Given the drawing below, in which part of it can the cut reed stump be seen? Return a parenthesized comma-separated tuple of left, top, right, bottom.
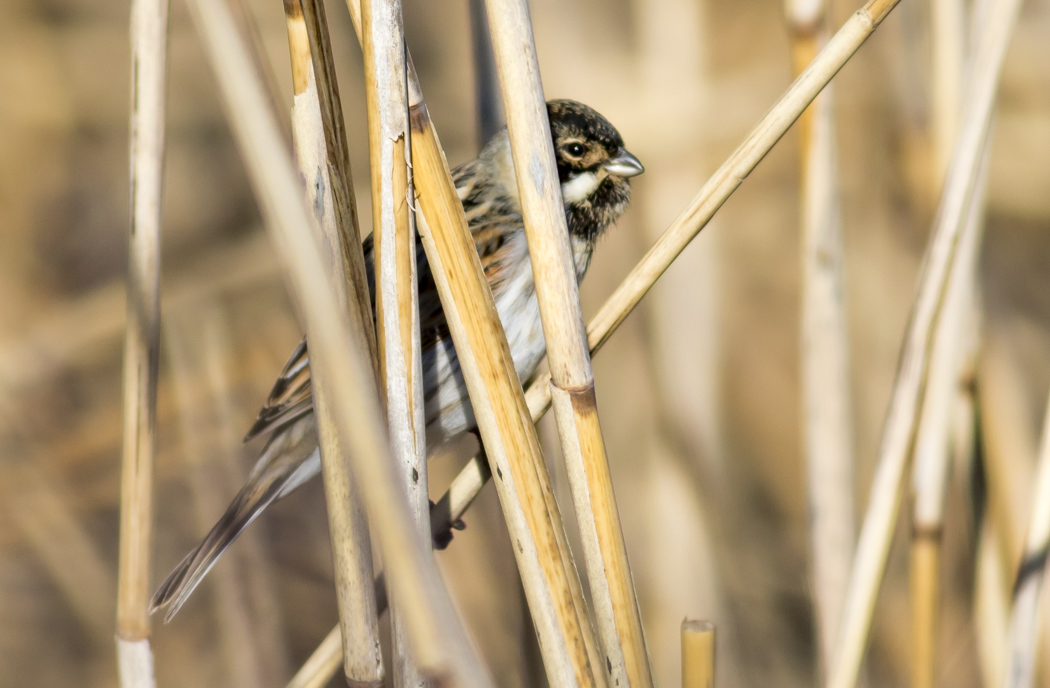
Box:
(681, 620, 715, 688)
(117, 0, 168, 682)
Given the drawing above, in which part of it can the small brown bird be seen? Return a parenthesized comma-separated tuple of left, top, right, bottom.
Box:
(151, 99, 643, 620)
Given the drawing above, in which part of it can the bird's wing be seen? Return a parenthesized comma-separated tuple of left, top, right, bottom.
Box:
(242, 337, 313, 442)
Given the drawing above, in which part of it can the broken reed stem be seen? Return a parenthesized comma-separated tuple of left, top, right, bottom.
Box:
(291, 0, 915, 682)
(483, 1, 652, 686)
(184, 0, 494, 683)
(1002, 391, 1050, 688)
(785, 0, 854, 676)
(826, 0, 1023, 685)
(681, 620, 715, 688)
(117, 0, 168, 682)
(284, 0, 384, 683)
(468, 0, 503, 148)
(359, 0, 430, 685)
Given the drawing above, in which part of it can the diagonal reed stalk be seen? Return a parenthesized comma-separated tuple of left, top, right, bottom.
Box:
(680, 620, 715, 688)
(1001, 388, 1050, 688)
(826, 0, 1023, 684)
(117, 0, 168, 683)
(183, 0, 495, 683)
(785, 0, 855, 677)
(283, 0, 384, 683)
(290, 0, 914, 682)
(483, 2, 653, 686)
(358, 0, 430, 684)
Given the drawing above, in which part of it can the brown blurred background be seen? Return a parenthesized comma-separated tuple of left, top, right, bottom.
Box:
(2, 0, 1050, 685)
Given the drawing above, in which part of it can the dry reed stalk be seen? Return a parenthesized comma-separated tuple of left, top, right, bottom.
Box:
(909, 0, 971, 683)
(117, 0, 167, 681)
(227, 0, 291, 144)
(785, 0, 854, 676)
(483, 2, 652, 686)
(1002, 392, 1050, 688)
(184, 0, 494, 683)
(977, 522, 1012, 688)
(826, 0, 1023, 684)
(908, 143, 988, 688)
(284, 0, 384, 682)
(680, 620, 715, 688)
(358, 0, 429, 684)
(468, 0, 503, 148)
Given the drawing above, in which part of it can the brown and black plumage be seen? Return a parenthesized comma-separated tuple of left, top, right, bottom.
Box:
(150, 99, 643, 621)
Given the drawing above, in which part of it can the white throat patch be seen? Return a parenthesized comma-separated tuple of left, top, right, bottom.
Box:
(560, 171, 600, 204)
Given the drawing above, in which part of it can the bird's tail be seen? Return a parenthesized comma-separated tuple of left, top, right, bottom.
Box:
(150, 421, 320, 622)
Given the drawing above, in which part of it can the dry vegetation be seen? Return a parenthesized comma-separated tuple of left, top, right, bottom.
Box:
(2, 0, 1050, 686)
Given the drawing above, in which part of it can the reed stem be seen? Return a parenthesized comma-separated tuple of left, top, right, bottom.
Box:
(482, 2, 653, 687)
(359, 0, 429, 684)
(284, 0, 384, 682)
(117, 0, 168, 681)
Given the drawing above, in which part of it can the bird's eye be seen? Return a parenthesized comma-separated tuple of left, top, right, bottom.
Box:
(564, 142, 586, 158)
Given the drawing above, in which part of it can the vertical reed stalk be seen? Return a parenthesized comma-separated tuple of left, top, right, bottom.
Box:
(359, 0, 429, 684)
(786, 0, 855, 676)
(117, 0, 168, 682)
(483, 2, 653, 687)
(908, 1, 970, 684)
(827, 0, 1022, 684)
(468, 0, 503, 148)
(284, 0, 384, 682)
(1002, 392, 1050, 688)
(184, 0, 493, 683)
(681, 620, 715, 688)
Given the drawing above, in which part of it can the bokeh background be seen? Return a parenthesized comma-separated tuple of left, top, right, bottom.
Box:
(2, 0, 1050, 685)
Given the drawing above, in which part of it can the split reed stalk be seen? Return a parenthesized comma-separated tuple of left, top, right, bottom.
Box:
(483, 2, 652, 687)
(826, 0, 1023, 685)
(681, 620, 715, 688)
(1002, 392, 1050, 688)
(359, 0, 430, 684)
(785, 0, 854, 676)
(284, 0, 384, 682)
(183, 0, 494, 683)
(117, 0, 168, 682)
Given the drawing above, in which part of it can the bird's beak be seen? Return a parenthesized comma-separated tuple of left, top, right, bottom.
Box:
(602, 149, 645, 178)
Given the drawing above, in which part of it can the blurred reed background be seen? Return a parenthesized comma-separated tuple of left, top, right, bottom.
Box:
(1, 0, 1049, 685)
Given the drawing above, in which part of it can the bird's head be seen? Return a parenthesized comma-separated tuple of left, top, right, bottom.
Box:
(546, 99, 643, 243)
